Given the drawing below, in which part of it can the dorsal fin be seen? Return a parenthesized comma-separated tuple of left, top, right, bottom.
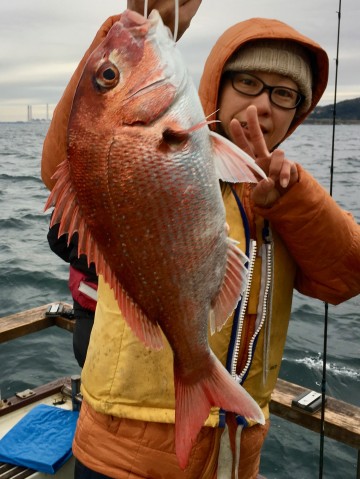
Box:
(44, 162, 164, 350)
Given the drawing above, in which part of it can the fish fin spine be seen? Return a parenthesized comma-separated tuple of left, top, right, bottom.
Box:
(44, 159, 102, 282)
(45, 161, 84, 243)
(114, 282, 164, 351)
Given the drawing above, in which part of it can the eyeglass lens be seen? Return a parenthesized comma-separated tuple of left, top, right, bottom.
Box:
(230, 72, 302, 109)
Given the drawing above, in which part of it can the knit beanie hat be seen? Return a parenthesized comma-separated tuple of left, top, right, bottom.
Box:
(224, 40, 313, 115)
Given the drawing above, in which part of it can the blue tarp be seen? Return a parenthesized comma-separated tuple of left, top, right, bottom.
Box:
(0, 404, 79, 474)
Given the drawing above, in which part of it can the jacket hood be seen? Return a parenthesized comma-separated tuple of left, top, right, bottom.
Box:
(198, 18, 329, 143)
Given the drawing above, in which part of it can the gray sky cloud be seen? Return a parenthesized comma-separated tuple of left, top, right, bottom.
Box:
(1, 0, 359, 121)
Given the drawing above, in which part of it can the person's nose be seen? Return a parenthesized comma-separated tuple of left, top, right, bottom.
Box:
(252, 90, 272, 115)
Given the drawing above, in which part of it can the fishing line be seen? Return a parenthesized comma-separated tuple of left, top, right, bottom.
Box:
(319, 1, 341, 477)
(143, 0, 148, 18)
(143, 0, 179, 41)
(173, 0, 179, 41)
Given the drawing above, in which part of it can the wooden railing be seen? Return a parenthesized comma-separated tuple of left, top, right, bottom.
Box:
(1, 304, 359, 477)
(0, 303, 74, 343)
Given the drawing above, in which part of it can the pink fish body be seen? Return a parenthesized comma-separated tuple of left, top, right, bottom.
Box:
(45, 9, 265, 469)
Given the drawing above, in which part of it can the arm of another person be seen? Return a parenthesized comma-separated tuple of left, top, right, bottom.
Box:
(41, 0, 202, 190)
(47, 221, 71, 263)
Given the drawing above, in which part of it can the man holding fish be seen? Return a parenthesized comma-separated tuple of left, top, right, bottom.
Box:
(42, 1, 360, 477)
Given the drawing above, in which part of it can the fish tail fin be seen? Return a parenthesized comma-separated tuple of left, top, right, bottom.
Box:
(174, 353, 264, 470)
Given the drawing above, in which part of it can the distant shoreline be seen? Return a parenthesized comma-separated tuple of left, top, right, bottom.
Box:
(304, 119, 360, 125)
(0, 120, 51, 124)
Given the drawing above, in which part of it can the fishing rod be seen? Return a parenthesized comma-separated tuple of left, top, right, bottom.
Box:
(319, 1, 342, 477)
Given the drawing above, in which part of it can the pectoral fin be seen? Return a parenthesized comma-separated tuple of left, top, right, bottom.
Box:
(210, 131, 267, 183)
(209, 237, 248, 334)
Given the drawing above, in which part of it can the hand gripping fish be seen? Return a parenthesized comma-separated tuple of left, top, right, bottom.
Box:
(45, 9, 266, 469)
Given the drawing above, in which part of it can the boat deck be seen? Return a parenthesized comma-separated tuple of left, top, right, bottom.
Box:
(1, 304, 359, 477)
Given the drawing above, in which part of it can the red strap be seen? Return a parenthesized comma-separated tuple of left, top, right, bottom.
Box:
(68, 265, 97, 312)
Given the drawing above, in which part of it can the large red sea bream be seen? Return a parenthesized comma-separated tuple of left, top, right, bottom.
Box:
(45, 9, 266, 469)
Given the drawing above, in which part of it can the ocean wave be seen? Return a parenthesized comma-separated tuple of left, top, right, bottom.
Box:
(0, 173, 42, 183)
(290, 354, 360, 380)
(0, 217, 27, 229)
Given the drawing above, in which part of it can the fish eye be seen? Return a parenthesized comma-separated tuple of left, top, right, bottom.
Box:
(95, 62, 120, 91)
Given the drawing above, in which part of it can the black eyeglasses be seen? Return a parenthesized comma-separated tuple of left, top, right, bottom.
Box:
(226, 71, 304, 110)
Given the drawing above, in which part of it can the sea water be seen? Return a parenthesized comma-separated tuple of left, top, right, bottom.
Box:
(0, 122, 359, 478)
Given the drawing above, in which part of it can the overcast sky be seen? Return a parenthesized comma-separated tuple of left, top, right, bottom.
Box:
(1, 0, 359, 121)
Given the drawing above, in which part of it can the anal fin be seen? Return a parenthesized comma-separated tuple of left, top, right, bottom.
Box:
(113, 281, 164, 350)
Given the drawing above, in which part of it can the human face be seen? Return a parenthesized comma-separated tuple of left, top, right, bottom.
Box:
(217, 71, 298, 151)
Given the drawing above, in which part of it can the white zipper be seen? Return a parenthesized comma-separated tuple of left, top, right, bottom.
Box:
(236, 240, 274, 384)
(230, 239, 257, 380)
